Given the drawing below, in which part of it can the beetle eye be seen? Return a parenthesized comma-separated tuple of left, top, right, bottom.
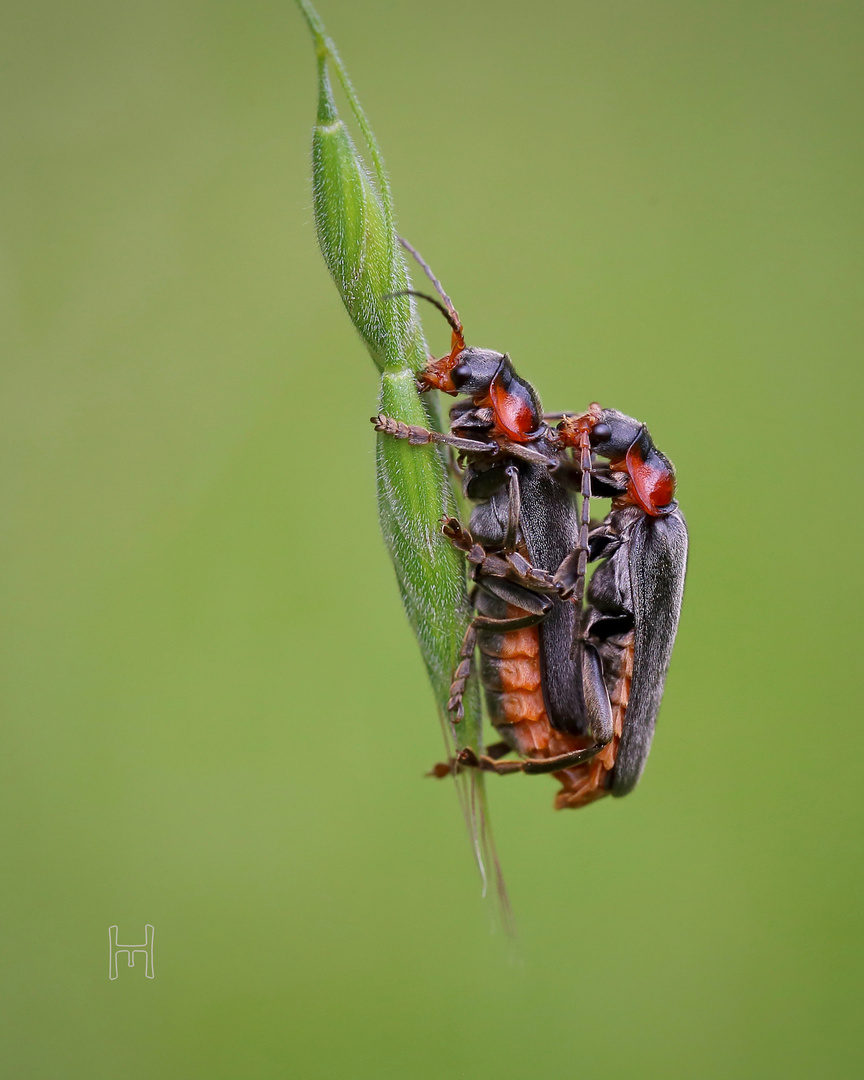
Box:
(590, 422, 612, 444)
(451, 361, 472, 388)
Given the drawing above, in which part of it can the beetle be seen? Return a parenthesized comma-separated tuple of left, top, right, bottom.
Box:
(521, 407, 691, 806)
(442, 405, 688, 808)
(373, 241, 618, 806)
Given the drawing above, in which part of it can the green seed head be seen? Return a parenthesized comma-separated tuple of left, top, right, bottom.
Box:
(312, 59, 411, 372)
(298, 0, 483, 759)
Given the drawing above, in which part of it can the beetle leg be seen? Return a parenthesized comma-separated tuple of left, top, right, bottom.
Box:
(555, 522, 621, 596)
(427, 760, 457, 778)
(578, 640, 615, 746)
(500, 441, 555, 466)
(502, 465, 520, 550)
(470, 572, 554, 627)
(559, 525, 625, 662)
(457, 740, 609, 775)
(548, 431, 595, 610)
(553, 547, 585, 599)
(446, 621, 478, 721)
(549, 459, 628, 499)
(454, 748, 520, 774)
(371, 414, 497, 455)
(446, 573, 555, 723)
(454, 638, 614, 774)
(442, 518, 563, 594)
(427, 739, 513, 778)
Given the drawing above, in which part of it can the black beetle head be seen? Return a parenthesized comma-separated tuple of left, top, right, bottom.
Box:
(561, 407, 677, 515)
(449, 348, 507, 396)
(588, 409, 649, 460)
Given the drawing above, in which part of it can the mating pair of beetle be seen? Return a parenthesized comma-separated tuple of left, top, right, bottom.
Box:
(374, 241, 688, 810)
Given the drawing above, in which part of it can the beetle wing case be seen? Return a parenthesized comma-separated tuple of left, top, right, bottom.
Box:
(610, 507, 688, 795)
(518, 463, 588, 734)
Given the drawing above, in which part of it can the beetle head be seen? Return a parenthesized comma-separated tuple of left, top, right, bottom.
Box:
(389, 239, 543, 440)
(442, 348, 544, 442)
(447, 347, 506, 395)
(560, 407, 677, 516)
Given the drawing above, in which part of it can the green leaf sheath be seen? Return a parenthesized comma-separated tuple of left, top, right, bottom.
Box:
(298, 0, 482, 755)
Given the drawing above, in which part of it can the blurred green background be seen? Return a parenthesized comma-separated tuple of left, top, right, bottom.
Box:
(2, 0, 862, 1076)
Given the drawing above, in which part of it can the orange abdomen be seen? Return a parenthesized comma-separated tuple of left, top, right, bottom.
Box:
(480, 621, 633, 809)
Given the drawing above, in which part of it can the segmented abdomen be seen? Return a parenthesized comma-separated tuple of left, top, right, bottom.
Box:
(478, 607, 632, 809)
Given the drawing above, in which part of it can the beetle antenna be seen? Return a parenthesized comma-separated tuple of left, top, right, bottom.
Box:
(556, 405, 604, 650)
(574, 426, 593, 618)
(397, 236, 464, 338)
(389, 239, 466, 387)
(387, 288, 463, 340)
